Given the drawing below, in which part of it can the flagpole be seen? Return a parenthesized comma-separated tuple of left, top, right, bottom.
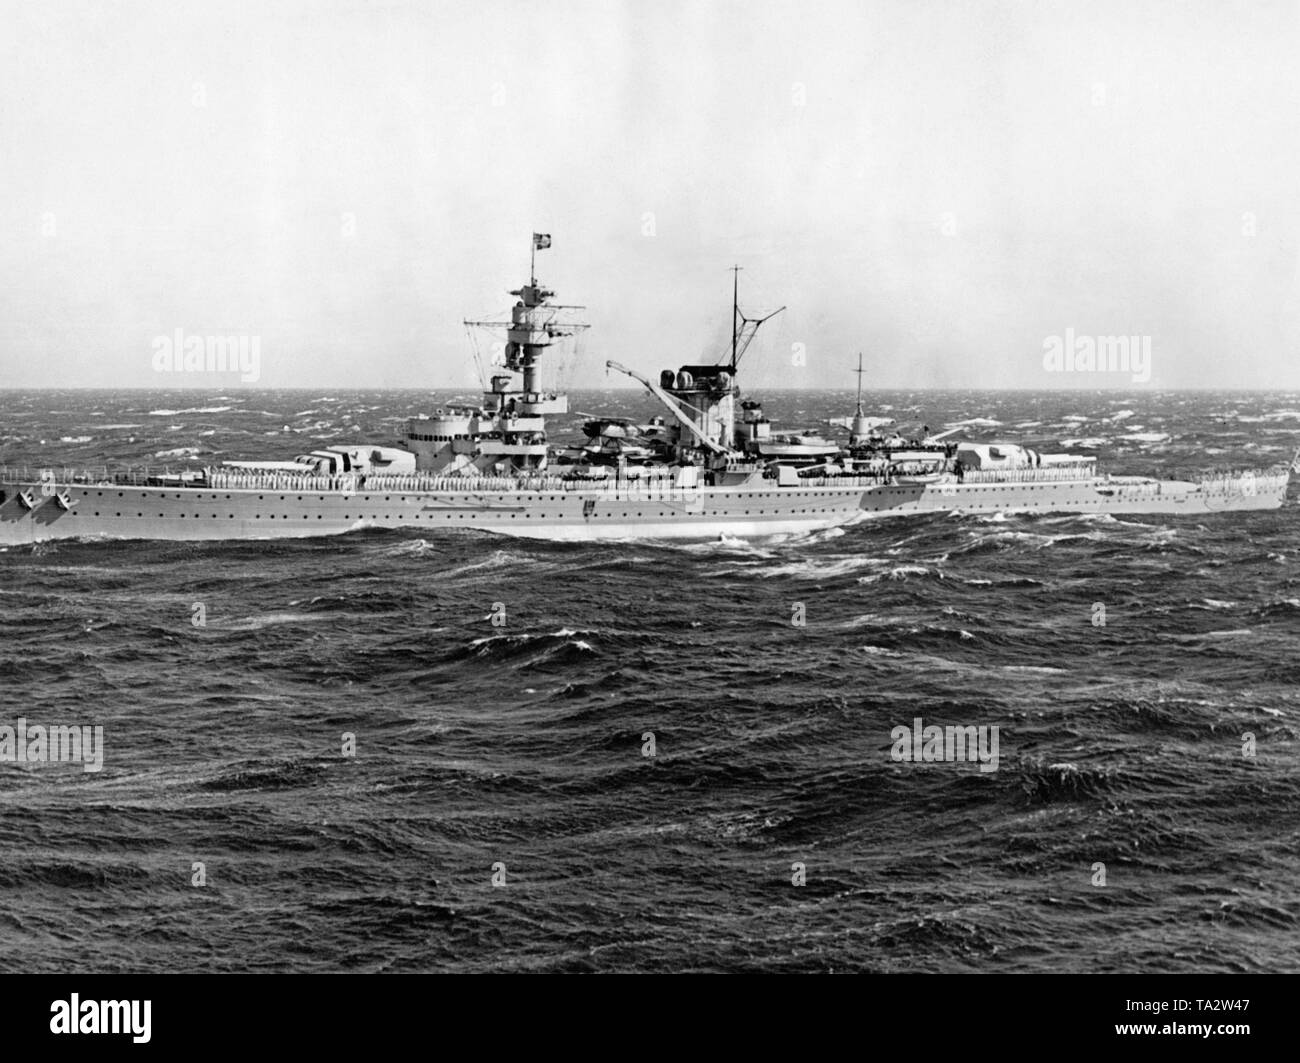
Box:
(530, 235, 536, 286)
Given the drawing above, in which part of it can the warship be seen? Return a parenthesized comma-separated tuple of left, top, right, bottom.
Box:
(0, 235, 1293, 545)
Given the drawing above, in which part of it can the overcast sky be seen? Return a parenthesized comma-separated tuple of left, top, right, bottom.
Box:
(2, 0, 1297, 390)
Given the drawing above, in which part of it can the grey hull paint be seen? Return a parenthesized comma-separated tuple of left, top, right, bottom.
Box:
(0, 475, 1286, 545)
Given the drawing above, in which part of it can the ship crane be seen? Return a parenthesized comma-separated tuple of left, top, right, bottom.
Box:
(604, 360, 735, 456)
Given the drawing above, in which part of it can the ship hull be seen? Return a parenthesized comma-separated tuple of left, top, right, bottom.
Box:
(0, 473, 1286, 545)
(864, 474, 1289, 517)
(0, 480, 867, 544)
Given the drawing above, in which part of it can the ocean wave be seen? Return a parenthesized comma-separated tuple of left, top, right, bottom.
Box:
(752, 556, 890, 580)
(198, 759, 330, 792)
(205, 611, 332, 630)
(428, 549, 536, 576)
(860, 644, 904, 657)
(1017, 760, 1120, 803)
(678, 536, 778, 558)
(857, 564, 939, 583)
(953, 530, 1065, 555)
(1251, 598, 1300, 619)
(463, 628, 600, 663)
(287, 592, 415, 615)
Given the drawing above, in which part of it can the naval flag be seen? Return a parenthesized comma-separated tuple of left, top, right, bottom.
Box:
(533, 233, 552, 250)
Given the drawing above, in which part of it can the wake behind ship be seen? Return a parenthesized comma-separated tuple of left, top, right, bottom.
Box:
(0, 236, 1293, 545)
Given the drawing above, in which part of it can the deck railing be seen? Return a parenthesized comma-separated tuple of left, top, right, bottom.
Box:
(961, 465, 1097, 484)
(1, 461, 1291, 496)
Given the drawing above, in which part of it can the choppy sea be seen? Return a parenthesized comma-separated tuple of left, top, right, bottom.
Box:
(1, 388, 1298, 972)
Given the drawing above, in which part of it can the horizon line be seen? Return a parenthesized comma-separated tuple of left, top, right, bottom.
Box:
(2, 385, 1299, 393)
